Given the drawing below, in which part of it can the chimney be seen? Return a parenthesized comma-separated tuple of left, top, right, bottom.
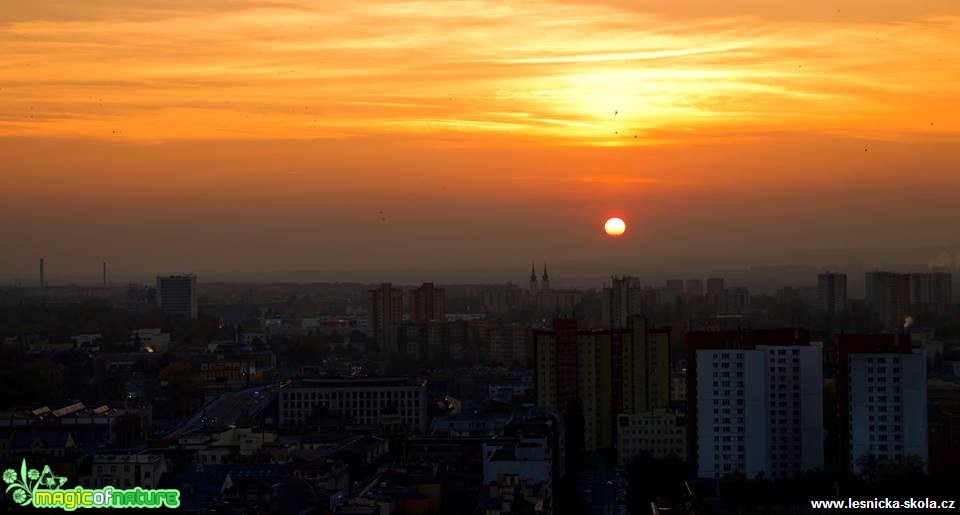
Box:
(39, 258, 45, 288)
(103, 261, 107, 287)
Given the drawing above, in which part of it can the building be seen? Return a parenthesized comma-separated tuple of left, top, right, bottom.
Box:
(156, 274, 197, 319)
(368, 283, 404, 354)
(410, 282, 445, 322)
(836, 333, 927, 475)
(910, 272, 952, 311)
(477, 474, 550, 515)
(0, 403, 151, 446)
(480, 285, 523, 314)
(86, 454, 167, 489)
(555, 289, 583, 316)
(687, 329, 823, 479)
(483, 438, 551, 485)
(601, 276, 644, 329)
(663, 279, 684, 304)
(136, 328, 170, 353)
(398, 320, 444, 361)
(198, 351, 271, 389)
(489, 323, 533, 365)
(670, 370, 687, 405)
(817, 272, 848, 314)
(616, 410, 687, 466)
(865, 271, 911, 330)
(279, 377, 428, 432)
(685, 279, 704, 297)
(534, 317, 670, 451)
(707, 278, 725, 295)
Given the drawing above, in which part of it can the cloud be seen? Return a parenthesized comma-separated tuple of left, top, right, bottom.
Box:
(0, 1, 958, 144)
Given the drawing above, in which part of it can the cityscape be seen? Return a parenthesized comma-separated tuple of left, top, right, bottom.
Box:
(3, 0, 960, 513)
(0, 264, 957, 513)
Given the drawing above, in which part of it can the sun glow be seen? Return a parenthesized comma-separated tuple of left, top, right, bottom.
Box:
(604, 217, 626, 237)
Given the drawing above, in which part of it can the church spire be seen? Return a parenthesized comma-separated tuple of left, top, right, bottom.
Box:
(529, 262, 538, 292)
(541, 262, 550, 290)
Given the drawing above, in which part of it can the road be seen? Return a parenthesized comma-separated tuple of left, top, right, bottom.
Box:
(165, 384, 280, 439)
(581, 457, 621, 515)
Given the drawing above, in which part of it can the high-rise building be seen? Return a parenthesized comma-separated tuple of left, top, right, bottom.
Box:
(369, 283, 404, 354)
(663, 279, 684, 304)
(410, 282, 445, 322)
(865, 271, 911, 329)
(489, 323, 533, 365)
(556, 289, 583, 316)
(479, 285, 522, 314)
(534, 317, 670, 451)
(910, 272, 952, 311)
(836, 333, 927, 475)
(156, 274, 197, 319)
(685, 279, 704, 297)
(817, 272, 848, 314)
(601, 276, 643, 329)
(687, 329, 823, 479)
(707, 278, 725, 295)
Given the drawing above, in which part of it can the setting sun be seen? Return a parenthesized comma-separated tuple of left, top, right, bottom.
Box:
(604, 217, 626, 237)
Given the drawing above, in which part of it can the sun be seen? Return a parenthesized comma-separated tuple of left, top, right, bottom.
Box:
(604, 217, 626, 237)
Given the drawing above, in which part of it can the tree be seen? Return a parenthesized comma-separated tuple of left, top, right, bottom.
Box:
(159, 362, 200, 417)
(113, 412, 143, 447)
(627, 452, 690, 512)
(383, 352, 418, 376)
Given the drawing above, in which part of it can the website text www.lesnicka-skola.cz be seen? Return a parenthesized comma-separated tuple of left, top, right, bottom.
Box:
(810, 498, 956, 510)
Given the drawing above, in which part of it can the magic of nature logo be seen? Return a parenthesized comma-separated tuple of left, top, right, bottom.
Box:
(3, 459, 180, 510)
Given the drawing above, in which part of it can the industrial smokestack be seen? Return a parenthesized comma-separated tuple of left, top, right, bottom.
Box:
(39, 258, 45, 288)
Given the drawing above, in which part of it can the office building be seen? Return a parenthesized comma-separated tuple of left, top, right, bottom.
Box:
(534, 317, 669, 451)
(865, 271, 911, 330)
(817, 272, 848, 314)
(280, 377, 428, 432)
(410, 282, 445, 322)
(836, 333, 927, 475)
(369, 283, 404, 354)
(687, 329, 823, 479)
(156, 274, 197, 319)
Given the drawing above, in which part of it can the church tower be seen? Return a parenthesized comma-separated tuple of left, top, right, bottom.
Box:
(541, 263, 551, 290)
(529, 262, 539, 292)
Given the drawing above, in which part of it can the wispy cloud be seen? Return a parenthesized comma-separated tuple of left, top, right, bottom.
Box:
(0, 0, 957, 144)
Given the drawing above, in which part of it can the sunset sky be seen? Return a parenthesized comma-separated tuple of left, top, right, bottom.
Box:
(2, 0, 959, 283)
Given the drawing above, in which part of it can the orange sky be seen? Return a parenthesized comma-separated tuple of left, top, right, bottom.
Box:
(1, 0, 959, 282)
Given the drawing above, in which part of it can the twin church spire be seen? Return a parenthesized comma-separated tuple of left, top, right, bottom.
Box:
(529, 261, 550, 292)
